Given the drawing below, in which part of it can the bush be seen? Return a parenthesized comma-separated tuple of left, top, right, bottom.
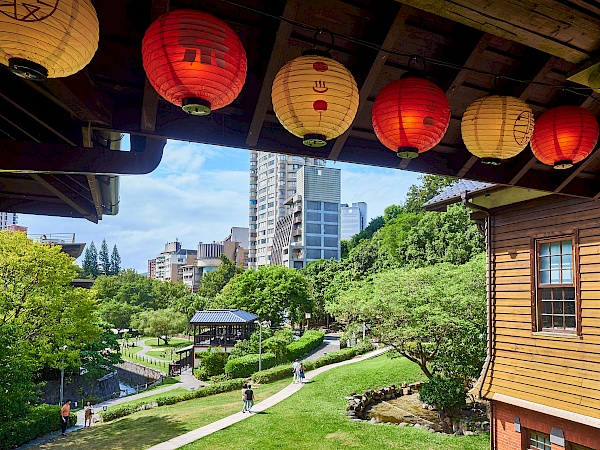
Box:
(100, 377, 247, 422)
(0, 404, 76, 450)
(286, 330, 324, 361)
(419, 375, 467, 418)
(225, 352, 277, 378)
(195, 348, 228, 380)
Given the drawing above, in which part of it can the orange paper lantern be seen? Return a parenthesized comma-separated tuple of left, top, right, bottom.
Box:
(0, 0, 99, 80)
(142, 9, 247, 116)
(372, 77, 450, 158)
(530, 105, 599, 169)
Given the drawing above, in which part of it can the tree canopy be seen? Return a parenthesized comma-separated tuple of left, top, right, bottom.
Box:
(197, 255, 244, 298)
(132, 308, 188, 345)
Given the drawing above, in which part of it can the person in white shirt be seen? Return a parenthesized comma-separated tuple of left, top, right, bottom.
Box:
(292, 359, 301, 383)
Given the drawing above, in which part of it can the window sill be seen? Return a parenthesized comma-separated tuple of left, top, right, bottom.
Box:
(531, 331, 582, 340)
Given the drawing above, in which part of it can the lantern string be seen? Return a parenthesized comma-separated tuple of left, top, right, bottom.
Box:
(215, 0, 598, 95)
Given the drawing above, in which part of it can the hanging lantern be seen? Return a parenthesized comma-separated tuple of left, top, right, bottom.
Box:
(271, 50, 359, 147)
(461, 96, 534, 165)
(530, 105, 599, 169)
(372, 77, 450, 158)
(142, 9, 247, 116)
(0, 0, 99, 80)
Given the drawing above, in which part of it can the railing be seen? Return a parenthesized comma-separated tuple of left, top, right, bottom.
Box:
(30, 233, 76, 244)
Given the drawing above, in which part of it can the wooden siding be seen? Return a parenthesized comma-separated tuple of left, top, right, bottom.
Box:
(482, 195, 600, 420)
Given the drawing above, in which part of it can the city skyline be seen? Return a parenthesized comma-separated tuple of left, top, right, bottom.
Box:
(19, 138, 420, 273)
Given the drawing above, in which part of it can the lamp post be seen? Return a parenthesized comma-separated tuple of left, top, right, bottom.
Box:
(255, 320, 263, 372)
(59, 345, 67, 406)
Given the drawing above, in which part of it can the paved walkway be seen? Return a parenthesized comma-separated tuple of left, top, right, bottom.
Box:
(146, 347, 389, 450)
(303, 333, 341, 362)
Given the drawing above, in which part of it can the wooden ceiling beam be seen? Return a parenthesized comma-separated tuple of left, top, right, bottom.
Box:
(141, 0, 170, 132)
(328, 5, 411, 161)
(553, 147, 600, 193)
(30, 174, 97, 223)
(246, 0, 300, 147)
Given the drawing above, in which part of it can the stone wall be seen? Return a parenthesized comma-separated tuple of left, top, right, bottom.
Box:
(115, 361, 163, 386)
(40, 370, 120, 405)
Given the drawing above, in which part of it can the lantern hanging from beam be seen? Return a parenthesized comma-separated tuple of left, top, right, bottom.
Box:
(271, 51, 359, 147)
(530, 105, 599, 169)
(372, 77, 450, 158)
(461, 95, 534, 165)
(0, 0, 99, 80)
(142, 9, 247, 116)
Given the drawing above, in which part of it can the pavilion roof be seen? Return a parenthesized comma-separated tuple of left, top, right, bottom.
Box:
(189, 309, 259, 325)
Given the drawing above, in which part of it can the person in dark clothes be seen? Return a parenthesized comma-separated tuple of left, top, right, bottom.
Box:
(244, 384, 254, 413)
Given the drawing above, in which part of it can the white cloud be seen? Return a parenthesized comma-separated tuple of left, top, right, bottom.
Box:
(19, 141, 421, 272)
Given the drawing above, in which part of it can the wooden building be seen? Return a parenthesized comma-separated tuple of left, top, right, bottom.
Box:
(188, 309, 258, 367)
(426, 181, 600, 450)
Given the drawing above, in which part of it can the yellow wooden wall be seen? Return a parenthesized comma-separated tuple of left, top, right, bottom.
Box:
(482, 195, 600, 419)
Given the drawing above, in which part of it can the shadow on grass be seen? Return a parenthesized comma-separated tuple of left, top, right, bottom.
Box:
(32, 414, 189, 450)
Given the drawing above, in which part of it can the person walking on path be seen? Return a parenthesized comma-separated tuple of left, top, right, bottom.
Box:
(292, 359, 301, 383)
(84, 401, 94, 427)
(241, 383, 248, 413)
(244, 384, 254, 413)
(60, 400, 71, 435)
(299, 363, 306, 383)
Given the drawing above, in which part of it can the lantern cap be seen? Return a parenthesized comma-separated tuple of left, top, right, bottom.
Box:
(303, 134, 327, 147)
(182, 98, 212, 116)
(8, 58, 48, 81)
(554, 160, 574, 170)
(301, 49, 332, 59)
(397, 147, 419, 159)
(481, 158, 502, 166)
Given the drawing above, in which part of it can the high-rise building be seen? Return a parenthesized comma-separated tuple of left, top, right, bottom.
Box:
(272, 166, 341, 269)
(152, 241, 197, 283)
(248, 152, 326, 268)
(0, 212, 17, 230)
(340, 202, 367, 240)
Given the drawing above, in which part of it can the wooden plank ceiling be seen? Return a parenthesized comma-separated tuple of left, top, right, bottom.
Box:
(2, 0, 600, 221)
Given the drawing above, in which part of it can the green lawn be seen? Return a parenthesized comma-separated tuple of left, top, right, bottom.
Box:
(31, 379, 290, 450)
(143, 337, 192, 348)
(145, 349, 175, 360)
(182, 356, 490, 450)
(120, 352, 169, 374)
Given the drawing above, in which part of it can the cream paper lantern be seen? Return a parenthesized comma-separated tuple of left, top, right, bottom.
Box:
(0, 0, 99, 80)
(272, 51, 359, 147)
(461, 95, 534, 165)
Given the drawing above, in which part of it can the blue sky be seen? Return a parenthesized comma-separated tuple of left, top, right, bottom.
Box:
(20, 139, 420, 272)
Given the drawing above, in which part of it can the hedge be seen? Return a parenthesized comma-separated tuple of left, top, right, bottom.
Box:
(0, 404, 76, 450)
(224, 352, 277, 378)
(100, 377, 246, 422)
(252, 340, 373, 384)
(286, 330, 324, 361)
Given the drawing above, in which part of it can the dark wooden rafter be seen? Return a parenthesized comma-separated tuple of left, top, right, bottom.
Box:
(30, 174, 97, 222)
(141, 0, 170, 132)
(245, 0, 300, 147)
(328, 5, 412, 161)
(82, 127, 104, 220)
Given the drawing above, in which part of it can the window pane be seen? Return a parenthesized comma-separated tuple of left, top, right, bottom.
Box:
(554, 316, 564, 328)
(551, 270, 560, 283)
(565, 316, 576, 329)
(562, 270, 572, 283)
(550, 241, 561, 255)
(561, 254, 572, 269)
(539, 243, 550, 256)
(540, 256, 550, 270)
(540, 271, 550, 284)
(542, 315, 552, 328)
(541, 288, 552, 299)
(562, 240, 572, 255)
(541, 301, 552, 314)
(551, 255, 561, 269)
(564, 287, 575, 300)
(565, 301, 575, 315)
(553, 302, 563, 314)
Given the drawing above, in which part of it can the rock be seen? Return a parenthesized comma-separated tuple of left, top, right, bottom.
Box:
(413, 423, 421, 428)
(422, 403, 429, 409)
(398, 422, 408, 427)
(429, 428, 436, 433)
(370, 418, 378, 424)
(464, 431, 474, 436)
(454, 430, 463, 436)
(352, 419, 362, 422)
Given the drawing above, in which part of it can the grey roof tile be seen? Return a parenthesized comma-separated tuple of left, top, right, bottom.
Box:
(189, 309, 259, 324)
(423, 179, 496, 209)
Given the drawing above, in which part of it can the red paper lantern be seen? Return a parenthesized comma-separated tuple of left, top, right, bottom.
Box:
(142, 9, 247, 116)
(372, 77, 450, 158)
(531, 105, 599, 169)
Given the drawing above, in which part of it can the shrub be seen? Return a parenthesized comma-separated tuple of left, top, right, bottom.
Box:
(100, 377, 247, 422)
(0, 404, 76, 450)
(195, 348, 228, 380)
(419, 375, 467, 419)
(225, 352, 277, 378)
(286, 330, 324, 361)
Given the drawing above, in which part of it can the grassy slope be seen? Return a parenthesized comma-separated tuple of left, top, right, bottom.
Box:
(183, 356, 489, 450)
(31, 380, 290, 450)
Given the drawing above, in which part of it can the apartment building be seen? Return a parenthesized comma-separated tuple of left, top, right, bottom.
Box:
(151, 241, 197, 283)
(248, 151, 325, 268)
(271, 166, 341, 269)
(340, 202, 367, 241)
(0, 212, 17, 230)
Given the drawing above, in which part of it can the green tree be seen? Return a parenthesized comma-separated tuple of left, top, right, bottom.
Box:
(99, 300, 141, 332)
(132, 308, 188, 345)
(220, 265, 310, 326)
(110, 244, 121, 276)
(99, 239, 110, 275)
(198, 255, 244, 298)
(403, 174, 455, 213)
(94, 269, 157, 309)
(328, 256, 486, 381)
(383, 204, 405, 223)
(347, 216, 384, 250)
(79, 325, 122, 378)
(82, 241, 99, 278)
